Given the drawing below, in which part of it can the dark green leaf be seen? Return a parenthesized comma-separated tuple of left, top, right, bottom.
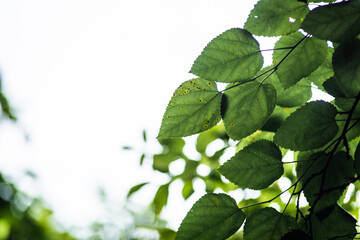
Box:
(333, 39, 360, 97)
(335, 97, 360, 115)
(243, 207, 299, 240)
(127, 182, 149, 199)
(219, 140, 283, 190)
(296, 152, 354, 211)
(261, 106, 291, 132)
(273, 33, 328, 89)
(274, 101, 338, 151)
(355, 142, 360, 176)
(158, 79, 222, 139)
(176, 193, 245, 240)
(301, 1, 360, 43)
(323, 76, 345, 98)
(244, 0, 309, 37)
(190, 28, 263, 83)
(222, 81, 276, 140)
(153, 183, 170, 215)
(281, 230, 311, 240)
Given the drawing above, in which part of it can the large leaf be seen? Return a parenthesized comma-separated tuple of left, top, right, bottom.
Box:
(243, 207, 299, 240)
(355, 142, 360, 176)
(333, 39, 360, 97)
(296, 152, 354, 211)
(244, 0, 309, 37)
(274, 101, 338, 151)
(190, 28, 263, 83)
(302, 1, 360, 43)
(176, 193, 245, 240)
(273, 32, 328, 89)
(222, 81, 276, 140)
(158, 78, 222, 139)
(218, 140, 283, 190)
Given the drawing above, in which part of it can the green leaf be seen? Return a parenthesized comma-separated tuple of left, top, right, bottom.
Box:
(182, 181, 194, 200)
(127, 182, 149, 199)
(333, 39, 360, 97)
(335, 97, 360, 116)
(257, 66, 312, 107)
(301, 1, 360, 43)
(190, 28, 263, 83)
(153, 183, 170, 215)
(219, 140, 283, 190)
(158, 79, 222, 139)
(222, 81, 276, 140)
(261, 106, 291, 132)
(243, 207, 299, 240)
(175, 193, 245, 240)
(244, 0, 309, 37)
(323, 76, 345, 98)
(296, 152, 354, 211)
(274, 101, 338, 151)
(355, 142, 360, 176)
(273, 33, 328, 89)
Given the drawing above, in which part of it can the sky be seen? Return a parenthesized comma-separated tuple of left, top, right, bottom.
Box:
(0, 0, 264, 237)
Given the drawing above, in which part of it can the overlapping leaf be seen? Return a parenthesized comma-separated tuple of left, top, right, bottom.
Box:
(296, 152, 354, 211)
(333, 39, 360, 97)
(302, 1, 360, 43)
(158, 78, 222, 139)
(176, 193, 245, 240)
(274, 101, 338, 151)
(222, 81, 276, 140)
(190, 28, 263, 82)
(219, 140, 283, 190)
(244, 0, 309, 37)
(243, 207, 299, 240)
(273, 32, 328, 89)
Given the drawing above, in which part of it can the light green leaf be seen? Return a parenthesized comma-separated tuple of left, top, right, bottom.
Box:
(158, 78, 222, 139)
(190, 28, 263, 83)
(296, 152, 354, 211)
(243, 207, 298, 240)
(273, 33, 328, 89)
(333, 39, 360, 97)
(182, 181, 194, 200)
(176, 193, 245, 240)
(153, 183, 170, 215)
(257, 66, 312, 107)
(127, 182, 149, 199)
(218, 140, 283, 190)
(222, 81, 276, 140)
(274, 101, 338, 151)
(301, 1, 360, 43)
(244, 0, 309, 37)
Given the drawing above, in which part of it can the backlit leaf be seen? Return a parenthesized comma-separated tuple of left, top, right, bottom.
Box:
(127, 182, 149, 199)
(190, 28, 263, 83)
(243, 207, 298, 240)
(222, 81, 276, 140)
(302, 1, 360, 43)
(158, 78, 222, 139)
(244, 0, 309, 37)
(274, 101, 338, 151)
(176, 193, 245, 240)
(273, 33, 328, 89)
(333, 39, 360, 97)
(219, 140, 283, 190)
(153, 183, 170, 215)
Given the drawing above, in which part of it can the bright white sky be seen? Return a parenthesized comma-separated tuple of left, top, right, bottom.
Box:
(0, 0, 263, 236)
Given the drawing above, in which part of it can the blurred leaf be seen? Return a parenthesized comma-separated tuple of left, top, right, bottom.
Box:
(153, 184, 170, 215)
(127, 182, 149, 199)
(181, 181, 194, 200)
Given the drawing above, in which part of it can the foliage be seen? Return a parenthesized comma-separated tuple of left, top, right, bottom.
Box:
(130, 0, 360, 239)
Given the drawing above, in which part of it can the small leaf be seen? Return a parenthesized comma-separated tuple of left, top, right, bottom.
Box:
(333, 39, 360, 97)
(158, 79, 222, 139)
(301, 1, 360, 43)
(222, 81, 276, 140)
(190, 28, 263, 83)
(274, 101, 338, 151)
(176, 193, 245, 240)
(182, 181, 194, 200)
(296, 152, 354, 211)
(273, 33, 328, 89)
(127, 182, 149, 199)
(219, 140, 283, 190)
(244, 0, 309, 37)
(243, 207, 299, 240)
(153, 183, 170, 215)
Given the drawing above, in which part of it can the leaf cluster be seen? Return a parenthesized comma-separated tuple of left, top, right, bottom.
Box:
(131, 0, 360, 239)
